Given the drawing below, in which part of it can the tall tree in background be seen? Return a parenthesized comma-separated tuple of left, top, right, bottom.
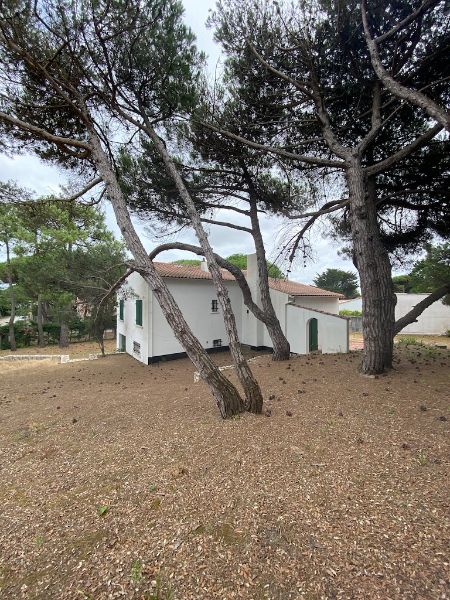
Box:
(0, 0, 259, 417)
(206, 0, 448, 374)
(0, 192, 32, 350)
(314, 269, 359, 299)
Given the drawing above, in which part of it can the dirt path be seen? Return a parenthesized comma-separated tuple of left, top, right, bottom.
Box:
(0, 346, 448, 599)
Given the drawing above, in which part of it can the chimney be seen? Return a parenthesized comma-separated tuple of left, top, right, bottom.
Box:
(246, 253, 258, 287)
(200, 258, 209, 272)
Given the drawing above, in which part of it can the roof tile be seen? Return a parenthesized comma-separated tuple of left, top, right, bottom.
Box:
(154, 262, 341, 297)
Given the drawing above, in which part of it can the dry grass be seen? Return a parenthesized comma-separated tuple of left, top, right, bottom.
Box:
(0, 344, 448, 599)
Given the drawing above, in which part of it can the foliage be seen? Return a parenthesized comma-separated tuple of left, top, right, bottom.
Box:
(173, 259, 201, 266)
(226, 254, 285, 279)
(0, 196, 126, 348)
(392, 274, 413, 293)
(409, 244, 450, 304)
(0, 287, 9, 316)
(314, 269, 359, 298)
(339, 309, 362, 317)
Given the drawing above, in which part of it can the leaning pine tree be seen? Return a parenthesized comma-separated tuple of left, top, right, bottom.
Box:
(0, 0, 262, 417)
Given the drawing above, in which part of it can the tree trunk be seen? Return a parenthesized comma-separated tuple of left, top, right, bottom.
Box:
(146, 126, 263, 413)
(346, 163, 396, 374)
(37, 295, 45, 347)
(59, 320, 70, 348)
(8, 291, 16, 351)
(248, 195, 290, 360)
(87, 126, 245, 419)
(5, 239, 16, 351)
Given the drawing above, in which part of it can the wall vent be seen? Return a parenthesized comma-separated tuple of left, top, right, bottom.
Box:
(133, 341, 141, 355)
(213, 339, 222, 348)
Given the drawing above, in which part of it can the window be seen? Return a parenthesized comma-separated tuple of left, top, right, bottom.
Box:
(213, 339, 222, 348)
(119, 299, 124, 321)
(211, 299, 218, 313)
(136, 299, 143, 326)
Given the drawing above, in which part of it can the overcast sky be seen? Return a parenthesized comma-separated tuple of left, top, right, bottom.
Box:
(0, 0, 358, 285)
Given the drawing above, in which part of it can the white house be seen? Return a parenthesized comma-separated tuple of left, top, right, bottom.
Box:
(340, 294, 450, 335)
(117, 254, 349, 365)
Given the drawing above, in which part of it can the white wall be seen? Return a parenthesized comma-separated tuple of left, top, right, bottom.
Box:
(116, 271, 150, 365)
(395, 293, 450, 335)
(286, 305, 348, 354)
(339, 294, 449, 335)
(151, 278, 243, 358)
(294, 296, 340, 314)
(339, 297, 362, 312)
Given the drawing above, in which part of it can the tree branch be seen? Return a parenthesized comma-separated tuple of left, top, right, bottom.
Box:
(394, 283, 450, 335)
(193, 119, 345, 168)
(362, 0, 450, 132)
(366, 124, 442, 175)
(0, 110, 90, 152)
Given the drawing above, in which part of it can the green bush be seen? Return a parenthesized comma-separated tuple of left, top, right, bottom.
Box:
(0, 320, 35, 349)
(339, 309, 362, 317)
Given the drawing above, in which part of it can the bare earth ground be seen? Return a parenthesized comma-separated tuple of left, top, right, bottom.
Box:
(0, 344, 449, 600)
(0, 339, 116, 359)
(350, 333, 450, 351)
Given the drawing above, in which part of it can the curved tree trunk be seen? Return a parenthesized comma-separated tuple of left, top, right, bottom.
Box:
(37, 295, 45, 347)
(347, 163, 396, 374)
(87, 126, 245, 419)
(248, 195, 290, 360)
(146, 126, 263, 414)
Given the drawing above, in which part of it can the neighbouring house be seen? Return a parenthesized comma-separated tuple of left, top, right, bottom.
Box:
(340, 294, 450, 335)
(117, 253, 349, 365)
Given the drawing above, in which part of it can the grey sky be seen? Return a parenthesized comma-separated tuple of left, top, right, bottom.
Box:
(0, 0, 358, 285)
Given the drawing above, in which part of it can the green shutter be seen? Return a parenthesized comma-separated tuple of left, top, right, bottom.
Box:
(136, 299, 143, 326)
(119, 299, 124, 320)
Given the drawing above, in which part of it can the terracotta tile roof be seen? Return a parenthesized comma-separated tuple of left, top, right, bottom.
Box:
(154, 262, 235, 280)
(287, 302, 349, 319)
(267, 277, 342, 298)
(153, 262, 341, 297)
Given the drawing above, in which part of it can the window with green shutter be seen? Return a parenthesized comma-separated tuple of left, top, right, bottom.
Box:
(136, 299, 143, 326)
(119, 299, 124, 321)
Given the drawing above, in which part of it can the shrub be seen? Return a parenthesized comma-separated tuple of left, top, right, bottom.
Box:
(339, 309, 362, 317)
(396, 335, 424, 346)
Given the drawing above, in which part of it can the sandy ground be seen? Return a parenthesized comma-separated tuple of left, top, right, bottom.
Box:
(0, 344, 448, 600)
(0, 339, 116, 359)
(350, 333, 450, 349)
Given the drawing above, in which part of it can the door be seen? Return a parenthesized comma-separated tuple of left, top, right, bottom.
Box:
(308, 318, 318, 352)
(119, 333, 126, 352)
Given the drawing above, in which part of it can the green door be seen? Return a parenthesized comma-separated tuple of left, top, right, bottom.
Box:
(309, 318, 318, 352)
(119, 334, 126, 352)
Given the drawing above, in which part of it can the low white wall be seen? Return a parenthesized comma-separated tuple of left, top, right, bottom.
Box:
(395, 294, 450, 335)
(286, 305, 348, 354)
(339, 297, 362, 312)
